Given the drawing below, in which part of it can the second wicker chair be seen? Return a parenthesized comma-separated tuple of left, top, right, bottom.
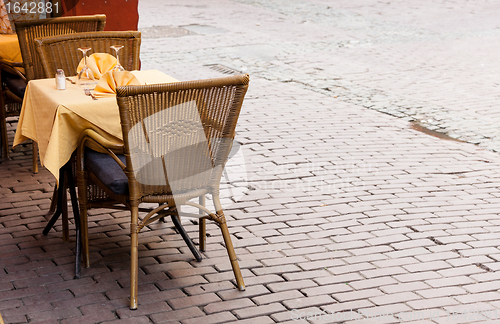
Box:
(35, 30, 141, 78)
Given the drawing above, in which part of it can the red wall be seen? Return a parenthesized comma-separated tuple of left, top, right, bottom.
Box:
(60, 0, 139, 31)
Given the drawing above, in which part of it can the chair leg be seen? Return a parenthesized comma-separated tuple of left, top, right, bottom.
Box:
(76, 158, 90, 268)
(32, 141, 38, 173)
(80, 205, 90, 268)
(130, 205, 139, 310)
(0, 87, 9, 160)
(77, 173, 90, 268)
(1, 116, 8, 159)
(213, 195, 245, 291)
(61, 183, 69, 243)
(199, 195, 206, 252)
(48, 186, 58, 213)
(65, 164, 81, 279)
(220, 220, 245, 291)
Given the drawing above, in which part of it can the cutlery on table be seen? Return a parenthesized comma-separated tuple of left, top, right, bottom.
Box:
(84, 88, 97, 100)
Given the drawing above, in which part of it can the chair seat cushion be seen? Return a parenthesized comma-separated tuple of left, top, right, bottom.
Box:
(85, 149, 129, 196)
(2, 70, 26, 99)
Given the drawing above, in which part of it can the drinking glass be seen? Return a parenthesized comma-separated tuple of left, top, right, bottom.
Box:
(111, 45, 125, 72)
(77, 47, 96, 88)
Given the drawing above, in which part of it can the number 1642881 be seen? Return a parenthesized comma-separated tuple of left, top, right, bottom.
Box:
(5, 1, 59, 15)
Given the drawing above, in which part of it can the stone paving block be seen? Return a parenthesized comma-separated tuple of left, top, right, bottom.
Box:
(417, 286, 468, 299)
(359, 266, 408, 279)
(253, 290, 304, 305)
(149, 306, 204, 323)
(455, 292, 500, 304)
(233, 302, 287, 319)
(394, 271, 443, 283)
(437, 264, 486, 277)
(203, 298, 254, 314)
(335, 288, 385, 303)
(447, 255, 492, 267)
(218, 285, 270, 301)
(350, 277, 399, 290)
(25, 306, 82, 322)
(102, 317, 152, 324)
(225, 316, 276, 324)
(359, 303, 413, 320)
(407, 297, 461, 310)
(282, 269, 330, 281)
(283, 295, 336, 310)
(182, 311, 238, 324)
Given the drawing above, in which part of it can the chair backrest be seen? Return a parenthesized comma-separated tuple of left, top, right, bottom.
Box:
(15, 14, 106, 81)
(35, 31, 141, 78)
(116, 74, 250, 203)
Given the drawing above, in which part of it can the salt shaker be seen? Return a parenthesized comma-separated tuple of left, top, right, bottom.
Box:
(55, 69, 66, 90)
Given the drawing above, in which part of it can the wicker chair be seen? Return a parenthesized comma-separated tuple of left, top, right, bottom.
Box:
(5, 14, 106, 172)
(76, 74, 250, 309)
(35, 30, 141, 79)
(0, 58, 24, 159)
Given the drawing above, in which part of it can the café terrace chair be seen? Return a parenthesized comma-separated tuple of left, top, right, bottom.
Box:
(76, 74, 250, 309)
(35, 30, 141, 79)
(3, 14, 106, 173)
(0, 57, 24, 159)
(36, 30, 206, 278)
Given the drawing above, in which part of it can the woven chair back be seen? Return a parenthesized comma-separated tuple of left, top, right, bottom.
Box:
(15, 14, 106, 81)
(116, 74, 250, 204)
(35, 31, 141, 78)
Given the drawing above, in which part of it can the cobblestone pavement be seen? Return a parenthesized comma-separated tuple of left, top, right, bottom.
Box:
(140, 0, 500, 151)
(3, 0, 500, 323)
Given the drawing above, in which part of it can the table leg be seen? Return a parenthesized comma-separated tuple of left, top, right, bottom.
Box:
(171, 215, 202, 262)
(42, 165, 67, 235)
(48, 186, 58, 213)
(42, 160, 82, 278)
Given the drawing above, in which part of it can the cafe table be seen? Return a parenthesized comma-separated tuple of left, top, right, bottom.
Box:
(14, 69, 177, 183)
(0, 34, 22, 65)
(13, 69, 178, 277)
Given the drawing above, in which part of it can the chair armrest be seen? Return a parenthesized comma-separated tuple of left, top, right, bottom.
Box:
(0, 58, 26, 82)
(0, 57, 23, 67)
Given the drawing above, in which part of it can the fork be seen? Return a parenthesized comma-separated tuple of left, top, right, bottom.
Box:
(84, 88, 97, 100)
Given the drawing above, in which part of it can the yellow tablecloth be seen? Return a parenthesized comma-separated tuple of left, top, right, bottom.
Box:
(13, 69, 178, 184)
(0, 34, 21, 64)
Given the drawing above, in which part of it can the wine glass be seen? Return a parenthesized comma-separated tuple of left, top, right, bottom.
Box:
(77, 47, 96, 88)
(111, 45, 125, 72)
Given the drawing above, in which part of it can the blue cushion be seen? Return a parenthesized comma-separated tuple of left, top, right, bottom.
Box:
(85, 149, 129, 196)
(2, 70, 26, 99)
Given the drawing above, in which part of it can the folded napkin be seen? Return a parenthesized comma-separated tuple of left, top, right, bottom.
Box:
(93, 70, 140, 97)
(77, 53, 117, 79)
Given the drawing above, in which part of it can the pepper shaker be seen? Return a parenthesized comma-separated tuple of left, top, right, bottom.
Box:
(55, 69, 66, 90)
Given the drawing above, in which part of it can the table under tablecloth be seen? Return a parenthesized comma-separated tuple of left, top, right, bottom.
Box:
(0, 34, 21, 63)
(13, 69, 178, 184)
